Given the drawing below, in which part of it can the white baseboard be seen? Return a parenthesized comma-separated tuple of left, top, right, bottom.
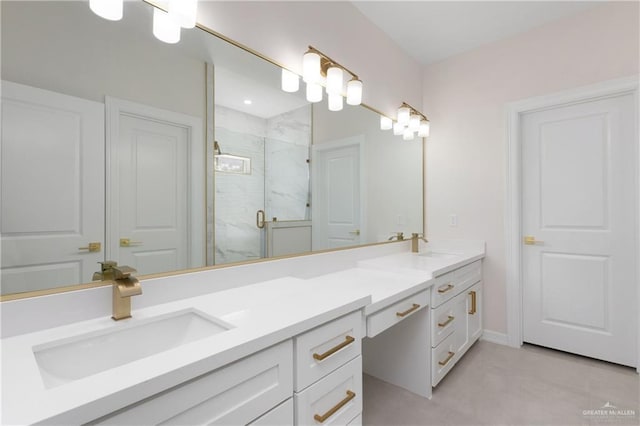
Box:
(480, 329, 509, 346)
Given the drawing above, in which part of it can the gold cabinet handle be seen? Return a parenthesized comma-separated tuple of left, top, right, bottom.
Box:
(438, 351, 455, 366)
(256, 209, 265, 229)
(437, 283, 454, 293)
(438, 315, 455, 328)
(313, 390, 356, 423)
(523, 235, 544, 245)
(313, 336, 355, 361)
(120, 238, 143, 247)
(348, 229, 361, 236)
(468, 290, 477, 315)
(79, 242, 101, 252)
(396, 303, 420, 317)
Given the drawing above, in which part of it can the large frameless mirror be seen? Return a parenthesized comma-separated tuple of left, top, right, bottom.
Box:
(0, 0, 423, 297)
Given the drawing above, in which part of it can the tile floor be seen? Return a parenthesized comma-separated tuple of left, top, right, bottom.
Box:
(363, 340, 639, 425)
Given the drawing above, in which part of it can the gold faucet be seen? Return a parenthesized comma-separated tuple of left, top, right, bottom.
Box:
(92, 260, 118, 281)
(410, 233, 429, 253)
(388, 232, 405, 241)
(111, 265, 141, 321)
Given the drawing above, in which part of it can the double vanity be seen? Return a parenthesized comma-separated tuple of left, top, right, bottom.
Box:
(1, 240, 484, 424)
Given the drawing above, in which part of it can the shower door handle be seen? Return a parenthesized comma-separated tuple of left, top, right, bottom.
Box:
(256, 210, 265, 229)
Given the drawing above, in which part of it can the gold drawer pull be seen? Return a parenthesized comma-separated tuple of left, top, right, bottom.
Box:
(437, 283, 454, 293)
(313, 390, 356, 423)
(313, 336, 355, 361)
(438, 351, 455, 366)
(468, 290, 477, 315)
(438, 315, 455, 328)
(396, 303, 420, 317)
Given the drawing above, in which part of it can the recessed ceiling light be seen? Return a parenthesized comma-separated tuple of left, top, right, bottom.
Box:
(243, 99, 252, 105)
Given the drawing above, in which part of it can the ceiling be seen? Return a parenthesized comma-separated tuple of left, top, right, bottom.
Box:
(352, 1, 604, 65)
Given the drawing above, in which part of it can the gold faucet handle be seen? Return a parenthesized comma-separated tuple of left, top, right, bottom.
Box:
(412, 232, 428, 242)
(113, 265, 137, 280)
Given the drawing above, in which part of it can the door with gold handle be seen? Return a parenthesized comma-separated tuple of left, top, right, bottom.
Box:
(523, 235, 544, 245)
(79, 242, 101, 252)
(120, 238, 143, 247)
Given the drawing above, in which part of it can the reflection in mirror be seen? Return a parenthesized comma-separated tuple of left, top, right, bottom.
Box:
(312, 106, 423, 250)
(0, 0, 423, 298)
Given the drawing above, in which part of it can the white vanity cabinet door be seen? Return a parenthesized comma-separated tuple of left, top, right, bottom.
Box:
(366, 290, 429, 338)
(348, 413, 362, 425)
(295, 356, 362, 426)
(93, 340, 293, 425)
(295, 311, 362, 391)
(467, 281, 483, 344)
(249, 398, 293, 426)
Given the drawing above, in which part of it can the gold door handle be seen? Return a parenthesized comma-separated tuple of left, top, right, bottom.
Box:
(468, 290, 477, 315)
(79, 242, 101, 252)
(396, 303, 420, 317)
(313, 390, 356, 423)
(349, 229, 361, 236)
(437, 283, 454, 293)
(438, 315, 455, 328)
(256, 209, 265, 229)
(313, 335, 355, 361)
(438, 351, 455, 366)
(120, 238, 143, 247)
(523, 235, 544, 245)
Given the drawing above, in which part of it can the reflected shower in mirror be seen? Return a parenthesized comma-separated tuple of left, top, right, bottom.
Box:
(0, 0, 423, 298)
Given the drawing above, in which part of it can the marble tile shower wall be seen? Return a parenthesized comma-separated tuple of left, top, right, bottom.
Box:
(214, 105, 311, 264)
(265, 105, 311, 221)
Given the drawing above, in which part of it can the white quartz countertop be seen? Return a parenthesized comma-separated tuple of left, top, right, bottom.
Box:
(1, 277, 369, 425)
(1, 241, 484, 425)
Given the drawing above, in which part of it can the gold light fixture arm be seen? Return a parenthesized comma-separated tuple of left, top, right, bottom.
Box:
(306, 45, 360, 81)
(400, 101, 429, 122)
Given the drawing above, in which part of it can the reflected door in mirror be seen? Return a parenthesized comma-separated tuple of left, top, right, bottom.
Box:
(1, 81, 105, 294)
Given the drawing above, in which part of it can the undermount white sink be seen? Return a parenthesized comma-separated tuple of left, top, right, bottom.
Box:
(33, 309, 233, 388)
(419, 251, 460, 260)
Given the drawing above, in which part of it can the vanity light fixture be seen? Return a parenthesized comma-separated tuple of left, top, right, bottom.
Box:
(89, 0, 123, 21)
(153, 8, 181, 44)
(286, 46, 363, 109)
(380, 116, 393, 130)
(281, 69, 300, 93)
(88, 0, 200, 45)
(381, 102, 430, 140)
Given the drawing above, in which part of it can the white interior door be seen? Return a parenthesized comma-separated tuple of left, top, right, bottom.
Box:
(312, 137, 363, 250)
(522, 92, 637, 366)
(1, 81, 104, 294)
(107, 98, 204, 275)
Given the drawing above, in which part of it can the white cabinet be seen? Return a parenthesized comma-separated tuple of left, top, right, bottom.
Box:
(430, 261, 482, 387)
(366, 290, 429, 338)
(93, 340, 293, 425)
(294, 312, 363, 425)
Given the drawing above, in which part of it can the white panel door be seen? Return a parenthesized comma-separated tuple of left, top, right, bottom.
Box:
(312, 138, 362, 250)
(1, 81, 104, 294)
(522, 93, 637, 366)
(109, 98, 203, 275)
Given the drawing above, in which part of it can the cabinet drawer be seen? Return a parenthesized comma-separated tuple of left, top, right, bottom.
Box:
(249, 398, 293, 426)
(94, 340, 293, 425)
(295, 311, 362, 391)
(295, 356, 362, 426)
(432, 261, 481, 308)
(366, 290, 429, 338)
(431, 296, 457, 347)
(432, 331, 458, 387)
